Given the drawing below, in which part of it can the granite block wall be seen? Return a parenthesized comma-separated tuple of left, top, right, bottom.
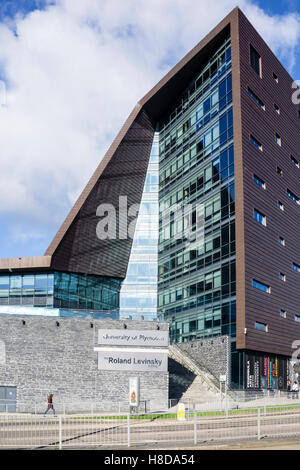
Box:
(0, 315, 169, 413)
(177, 336, 231, 384)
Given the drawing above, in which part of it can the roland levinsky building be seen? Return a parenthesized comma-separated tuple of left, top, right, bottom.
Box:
(1, 7, 300, 395)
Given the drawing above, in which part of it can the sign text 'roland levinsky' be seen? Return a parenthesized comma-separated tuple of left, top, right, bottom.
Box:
(96, 329, 169, 372)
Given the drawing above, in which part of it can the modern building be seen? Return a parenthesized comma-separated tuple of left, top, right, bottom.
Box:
(0, 7, 300, 394)
(119, 133, 159, 322)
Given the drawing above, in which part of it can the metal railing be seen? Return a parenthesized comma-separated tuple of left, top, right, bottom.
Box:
(1, 401, 300, 449)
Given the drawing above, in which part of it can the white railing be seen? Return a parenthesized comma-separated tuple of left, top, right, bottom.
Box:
(1, 402, 300, 448)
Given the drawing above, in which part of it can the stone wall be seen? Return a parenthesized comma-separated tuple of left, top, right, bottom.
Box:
(177, 336, 231, 384)
(0, 315, 169, 413)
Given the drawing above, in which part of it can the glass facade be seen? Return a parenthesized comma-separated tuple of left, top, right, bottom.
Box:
(119, 133, 159, 321)
(157, 35, 236, 343)
(0, 272, 121, 312)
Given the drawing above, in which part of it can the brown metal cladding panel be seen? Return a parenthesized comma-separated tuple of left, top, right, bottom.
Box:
(45, 9, 241, 279)
(237, 10, 300, 356)
(50, 109, 154, 278)
(230, 10, 246, 350)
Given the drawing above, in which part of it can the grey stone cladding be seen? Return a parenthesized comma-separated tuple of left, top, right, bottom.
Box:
(177, 336, 231, 384)
(0, 315, 169, 413)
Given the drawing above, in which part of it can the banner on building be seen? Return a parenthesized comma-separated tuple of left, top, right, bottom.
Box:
(245, 351, 287, 390)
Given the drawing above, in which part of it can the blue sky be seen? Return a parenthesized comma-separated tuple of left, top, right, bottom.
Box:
(0, 0, 299, 259)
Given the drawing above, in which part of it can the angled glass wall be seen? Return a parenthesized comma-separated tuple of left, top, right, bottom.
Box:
(0, 272, 121, 312)
(158, 35, 236, 343)
(119, 133, 159, 321)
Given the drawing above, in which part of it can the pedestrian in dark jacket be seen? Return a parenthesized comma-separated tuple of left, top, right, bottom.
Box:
(44, 393, 55, 415)
(287, 380, 291, 398)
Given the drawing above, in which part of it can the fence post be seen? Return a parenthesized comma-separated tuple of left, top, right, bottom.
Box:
(193, 410, 197, 445)
(127, 413, 131, 447)
(59, 416, 62, 450)
(257, 408, 261, 441)
(225, 397, 228, 418)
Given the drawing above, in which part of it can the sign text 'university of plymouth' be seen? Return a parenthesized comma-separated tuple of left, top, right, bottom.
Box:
(98, 329, 169, 347)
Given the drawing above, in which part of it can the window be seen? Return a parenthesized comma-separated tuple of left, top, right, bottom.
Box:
(280, 310, 287, 318)
(253, 280, 270, 293)
(274, 104, 280, 114)
(279, 237, 285, 246)
(278, 201, 284, 211)
(287, 189, 300, 204)
(279, 273, 286, 282)
(250, 135, 263, 151)
(275, 133, 281, 146)
(254, 209, 266, 226)
(277, 167, 283, 176)
(273, 72, 279, 83)
(248, 88, 265, 109)
(295, 315, 300, 323)
(253, 174, 266, 189)
(292, 262, 300, 272)
(250, 45, 261, 76)
(255, 321, 268, 332)
(290, 155, 299, 168)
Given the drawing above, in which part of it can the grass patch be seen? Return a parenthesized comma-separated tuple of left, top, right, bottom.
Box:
(67, 403, 300, 421)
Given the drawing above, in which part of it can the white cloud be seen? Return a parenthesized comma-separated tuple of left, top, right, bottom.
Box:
(0, 0, 299, 252)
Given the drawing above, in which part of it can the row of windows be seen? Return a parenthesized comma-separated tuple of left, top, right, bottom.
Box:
(159, 143, 234, 220)
(159, 36, 231, 132)
(250, 44, 280, 86)
(248, 87, 282, 117)
(250, 132, 285, 150)
(256, 313, 300, 334)
(169, 300, 236, 343)
(252, 279, 300, 327)
(159, 185, 235, 255)
(159, 76, 230, 156)
(250, 43, 300, 120)
(159, 104, 233, 190)
(160, 260, 236, 318)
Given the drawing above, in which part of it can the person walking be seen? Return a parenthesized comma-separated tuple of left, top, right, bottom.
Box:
(44, 393, 56, 415)
(291, 381, 299, 399)
(287, 379, 291, 398)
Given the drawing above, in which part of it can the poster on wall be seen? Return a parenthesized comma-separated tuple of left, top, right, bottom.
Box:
(129, 377, 140, 407)
(245, 352, 287, 390)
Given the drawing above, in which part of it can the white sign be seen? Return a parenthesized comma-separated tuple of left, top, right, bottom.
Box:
(98, 329, 169, 347)
(219, 375, 227, 382)
(98, 351, 168, 371)
(129, 377, 140, 407)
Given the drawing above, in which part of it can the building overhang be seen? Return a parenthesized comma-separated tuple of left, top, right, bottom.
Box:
(0, 256, 52, 273)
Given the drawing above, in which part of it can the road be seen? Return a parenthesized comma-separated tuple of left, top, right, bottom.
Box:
(0, 409, 300, 449)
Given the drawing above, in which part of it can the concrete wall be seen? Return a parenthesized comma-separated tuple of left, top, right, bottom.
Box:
(177, 335, 231, 384)
(0, 315, 169, 413)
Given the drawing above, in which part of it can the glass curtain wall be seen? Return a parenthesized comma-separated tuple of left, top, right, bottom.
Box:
(119, 133, 159, 321)
(0, 272, 121, 312)
(158, 35, 236, 343)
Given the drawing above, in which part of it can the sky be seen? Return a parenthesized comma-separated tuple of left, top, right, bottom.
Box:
(0, 0, 300, 259)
